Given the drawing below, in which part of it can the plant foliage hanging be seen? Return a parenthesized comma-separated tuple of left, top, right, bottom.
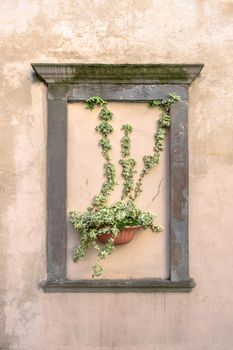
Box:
(70, 93, 180, 277)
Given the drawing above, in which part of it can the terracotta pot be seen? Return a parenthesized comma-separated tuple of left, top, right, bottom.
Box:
(98, 226, 141, 245)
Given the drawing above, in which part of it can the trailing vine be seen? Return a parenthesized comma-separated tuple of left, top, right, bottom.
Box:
(133, 92, 180, 199)
(119, 124, 136, 200)
(70, 93, 180, 277)
(86, 96, 118, 209)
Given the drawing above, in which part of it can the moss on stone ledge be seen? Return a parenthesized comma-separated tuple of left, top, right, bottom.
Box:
(70, 64, 188, 83)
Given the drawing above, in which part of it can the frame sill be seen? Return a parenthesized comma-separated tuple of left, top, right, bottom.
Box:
(40, 278, 196, 293)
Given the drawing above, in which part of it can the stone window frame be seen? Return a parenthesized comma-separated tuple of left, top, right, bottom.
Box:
(32, 64, 203, 293)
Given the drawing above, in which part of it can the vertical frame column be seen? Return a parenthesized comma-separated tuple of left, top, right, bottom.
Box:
(47, 86, 68, 281)
(170, 97, 189, 281)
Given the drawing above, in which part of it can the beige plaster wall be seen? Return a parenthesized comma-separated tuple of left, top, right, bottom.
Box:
(0, 1, 233, 349)
(67, 102, 169, 279)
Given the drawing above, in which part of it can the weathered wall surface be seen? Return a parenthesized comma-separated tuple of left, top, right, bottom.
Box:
(0, 1, 233, 349)
(67, 103, 169, 280)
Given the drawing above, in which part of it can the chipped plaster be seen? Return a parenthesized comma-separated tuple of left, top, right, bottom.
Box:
(0, 1, 233, 349)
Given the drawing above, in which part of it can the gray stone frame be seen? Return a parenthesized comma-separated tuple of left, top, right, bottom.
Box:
(32, 64, 204, 292)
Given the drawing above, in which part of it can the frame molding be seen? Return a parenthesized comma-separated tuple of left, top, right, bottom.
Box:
(32, 63, 204, 293)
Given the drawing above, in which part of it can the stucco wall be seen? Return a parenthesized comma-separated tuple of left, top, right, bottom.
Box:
(0, 1, 233, 349)
(67, 102, 169, 280)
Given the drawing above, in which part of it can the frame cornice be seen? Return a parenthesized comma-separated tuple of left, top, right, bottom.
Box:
(32, 63, 203, 84)
(32, 63, 204, 293)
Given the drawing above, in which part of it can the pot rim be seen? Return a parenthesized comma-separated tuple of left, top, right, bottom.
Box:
(123, 225, 142, 229)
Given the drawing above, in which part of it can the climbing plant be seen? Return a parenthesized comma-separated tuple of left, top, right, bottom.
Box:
(70, 93, 180, 277)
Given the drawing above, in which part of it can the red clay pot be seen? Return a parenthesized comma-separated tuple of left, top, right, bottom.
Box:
(98, 226, 141, 245)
